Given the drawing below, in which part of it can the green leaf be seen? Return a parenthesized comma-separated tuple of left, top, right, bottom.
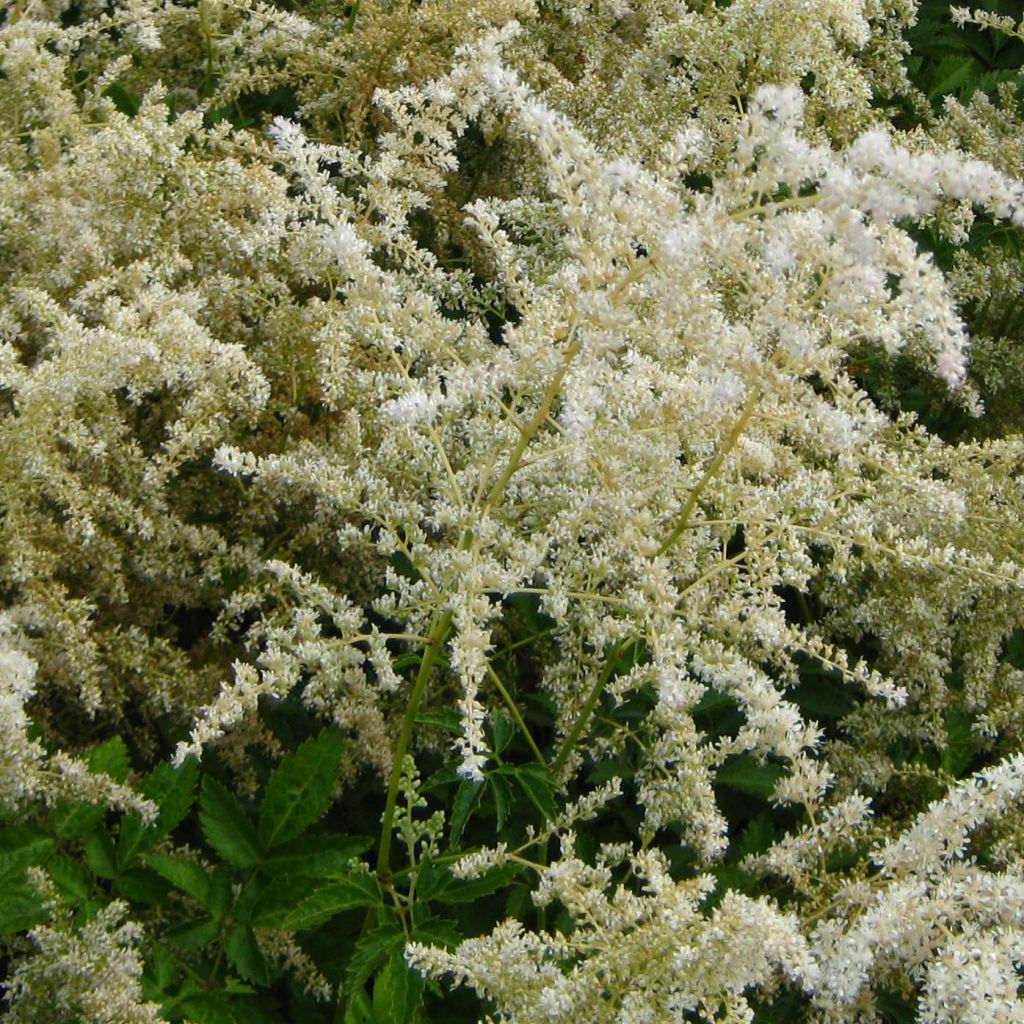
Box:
(429, 863, 523, 903)
(693, 687, 739, 716)
(115, 868, 171, 905)
(102, 82, 141, 116)
(0, 878, 47, 934)
(148, 944, 181, 991)
(927, 55, 976, 100)
(737, 812, 775, 860)
(143, 852, 211, 904)
(411, 915, 461, 949)
(227, 925, 270, 986)
(231, 875, 269, 924)
(248, 875, 321, 927)
(200, 776, 262, 868)
(52, 799, 107, 842)
(414, 711, 461, 734)
(492, 711, 514, 755)
(166, 916, 221, 951)
(207, 869, 234, 920)
(345, 922, 405, 995)
(261, 833, 373, 878)
(176, 992, 236, 1024)
(372, 950, 423, 1024)
(88, 736, 131, 781)
(420, 765, 461, 794)
(941, 710, 976, 778)
(0, 825, 54, 881)
(280, 872, 382, 931)
(509, 763, 558, 822)
(118, 758, 199, 869)
(343, 991, 374, 1024)
(448, 780, 483, 848)
(83, 828, 118, 879)
(488, 772, 513, 831)
(714, 755, 787, 799)
(48, 855, 92, 901)
(874, 987, 917, 1024)
(258, 728, 345, 848)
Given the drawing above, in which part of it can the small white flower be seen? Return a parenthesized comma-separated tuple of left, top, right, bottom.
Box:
(382, 389, 441, 427)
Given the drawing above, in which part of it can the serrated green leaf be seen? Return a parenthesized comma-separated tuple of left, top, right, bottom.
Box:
(414, 855, 441, 901)
(116, 867, 171, 905)
(232, 875, 269, 924)
(372, 950, 423, 1024)
(0, 878, 47, 934)
(176, 991, 235, 1024)
(714, 755, 787, 799)
(874, 987, 917, 1024)
(429, 863, 523, 903)
(143, 852, 211, 904)
(411, 915, 461, 949)
(83, 828, 118, 879)
(345, 923, 405, 995)
(693, 687, 739, 715)
(200, 776, 262, 868)
(248, 874, 321, 927)
(420, 765, 461, 794)
(488, 772, 513, 831)
(207, 869, 233, 920)
(737, 812, 775, 860)
(149, 944, 181, 991)
(118, 758, 199, 869)
(102, 82, 141, 116)
(414, 711, 461, 734)
(227, 925, 270, 986)
(492, 711, 514, 755)
(448, 780, 483, 848)
(166, 915, 221, 951)
(258, 728, 345, 848)
(88, 736, 131, 781)
(343, 990, 374, 1024)
(927, 55, 976, 100)
(261, 833, 373, 878)
(52, 800, 107, 842)
(281, 872, 382, 930)
(941, 710, 976, 778)
(510, 763, 557, 822)
(0, 825, 54, 881)
(47, 855, 92, 900)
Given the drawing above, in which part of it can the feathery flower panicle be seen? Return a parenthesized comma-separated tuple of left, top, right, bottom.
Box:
(1, 1, 1024, 1019)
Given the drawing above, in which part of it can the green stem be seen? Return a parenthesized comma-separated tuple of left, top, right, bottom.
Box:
(486, 662, 545, 764)
(375, 607, 453, 879)
(551, 638, 635, 776)
(657, 389, 760, 557)
(482, 335, 580, 510)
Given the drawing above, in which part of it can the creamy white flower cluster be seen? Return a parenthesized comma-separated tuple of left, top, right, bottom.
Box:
(2, 1, 1024, 1020)
(0, 617, 157, 820)
(4, 897, 161, 1024)
(409, 837, 817, 1023)
(808, 757, 1024, 1022)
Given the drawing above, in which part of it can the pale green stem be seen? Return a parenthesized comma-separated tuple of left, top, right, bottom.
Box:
(552, 638, 635, 776)
(482, 334, 581, 510)
(375, 606, 453, 880)
(486, 662, 546, 764)
(657, 388, 760, 557)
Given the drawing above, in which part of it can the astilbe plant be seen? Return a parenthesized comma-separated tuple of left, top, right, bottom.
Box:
(1, 1, 1023, 1022)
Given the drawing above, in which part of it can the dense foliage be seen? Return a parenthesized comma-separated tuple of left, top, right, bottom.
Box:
(1, 0, 1023, 1020)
